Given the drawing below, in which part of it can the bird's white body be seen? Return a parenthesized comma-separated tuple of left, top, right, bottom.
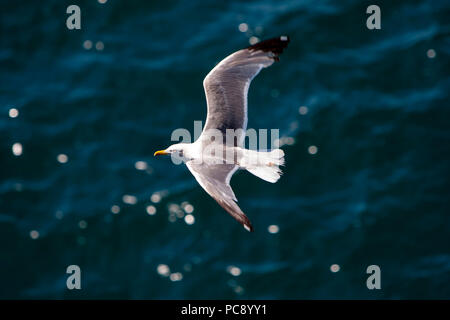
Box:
(167, 142, 285, 183)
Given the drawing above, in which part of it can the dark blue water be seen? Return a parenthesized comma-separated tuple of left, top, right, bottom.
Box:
(1, 0, 449, 299)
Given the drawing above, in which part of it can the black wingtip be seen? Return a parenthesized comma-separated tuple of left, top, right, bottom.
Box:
(247, 35, 290, 61)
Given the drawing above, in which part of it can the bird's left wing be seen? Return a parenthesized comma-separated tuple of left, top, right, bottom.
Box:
(186, 161, 253, 232)
(202, 36, 290, 146)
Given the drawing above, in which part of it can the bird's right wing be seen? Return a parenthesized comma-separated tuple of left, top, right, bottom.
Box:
(186, 161, 253, 232)
(202, 36, 290, 146)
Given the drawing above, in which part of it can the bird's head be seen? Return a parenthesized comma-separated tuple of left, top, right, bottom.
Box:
(154, 143, 187, 159)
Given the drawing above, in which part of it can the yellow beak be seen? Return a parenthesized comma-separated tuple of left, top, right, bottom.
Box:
(154, 150, 169, 156)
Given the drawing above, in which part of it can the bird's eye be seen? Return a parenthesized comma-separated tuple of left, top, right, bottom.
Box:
(179, 150, 184, 157)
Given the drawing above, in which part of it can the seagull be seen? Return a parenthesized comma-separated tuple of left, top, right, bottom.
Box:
(154, 36, 290, 231)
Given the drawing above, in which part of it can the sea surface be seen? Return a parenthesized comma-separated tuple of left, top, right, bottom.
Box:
(1, 0, 449, 299)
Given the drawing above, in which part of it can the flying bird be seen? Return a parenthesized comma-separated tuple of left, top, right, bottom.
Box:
(154, 36, 290, 231)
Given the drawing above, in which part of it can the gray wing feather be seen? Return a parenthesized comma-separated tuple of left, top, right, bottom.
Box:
(186, 161, 253, 232)
(202, 36, 290, 146)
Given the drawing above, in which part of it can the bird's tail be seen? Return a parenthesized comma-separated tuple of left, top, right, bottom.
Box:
(240, 149, 285, 183)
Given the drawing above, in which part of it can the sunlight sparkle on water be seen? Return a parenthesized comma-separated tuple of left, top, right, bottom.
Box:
(308, 145, 318, 155)
(285, 137, 295, 145)
(168, 203, 184, 218)
(184, 214, 195, 225)
(95, 41, 104, 51)
(122, 194, 137, 205)
(227, 266, 242, 277)
(78, 220, 87, 229)
(299, 106, 308, 115)
(9, 108, 19, 118)
(330, 264, 340, 273)
(135, 161, 148, 170)
(57, 154, 68, 163)
(238, 23, 248, 33)
(146, 205, 156, 215)
(12, 143, 22, 156)
(30, 230, 39, 240)
(268, 225, 280, 234)
(249, 36, 259, 45)
(234, 286, 244, 294)
(157, 264, 170, 277)
(170, 272, 183, 282)
(83, 40, 92, 50)
(184, 204, 194, 214)
(168, 203, 180, 213)
(151, 192, 162, 203)
(111, 205, 120, 214)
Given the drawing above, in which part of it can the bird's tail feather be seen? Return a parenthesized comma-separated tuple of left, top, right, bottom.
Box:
(241, 149, 285, 183)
